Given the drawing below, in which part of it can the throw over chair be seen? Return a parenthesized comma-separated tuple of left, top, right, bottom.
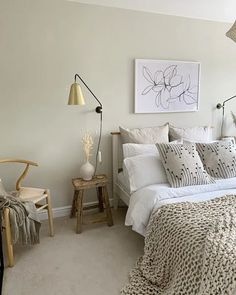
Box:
(0, 159, 54, 267)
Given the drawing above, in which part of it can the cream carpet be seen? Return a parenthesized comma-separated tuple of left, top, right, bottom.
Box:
(2, 209, 144, 295)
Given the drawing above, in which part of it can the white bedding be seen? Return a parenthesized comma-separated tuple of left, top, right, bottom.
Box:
(125, 177, 236, 236)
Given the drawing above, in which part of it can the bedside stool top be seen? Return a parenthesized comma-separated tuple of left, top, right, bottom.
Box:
(72, 174, 108, 190)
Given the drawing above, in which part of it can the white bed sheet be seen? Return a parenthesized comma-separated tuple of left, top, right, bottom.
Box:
(125, 177, 236, 236)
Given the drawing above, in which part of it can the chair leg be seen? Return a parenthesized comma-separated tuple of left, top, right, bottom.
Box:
(46, 189, 54, 237)
(102, 186, 114, 227)
(96, 187, 104, 212)
(3, 208, 14, 267)
(76, 190, 84, 234)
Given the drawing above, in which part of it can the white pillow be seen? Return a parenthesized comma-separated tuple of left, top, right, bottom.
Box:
(123, 144, 158, 158)
(123, 154, 167, 193)
(169, 125, 213, 143)
(123, 140, 182, 159)
(119, 124, 169, 144)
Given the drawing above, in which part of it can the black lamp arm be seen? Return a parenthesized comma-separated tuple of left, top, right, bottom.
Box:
(216, 94, 236, 138)
(222, 95, 236, 106)
(74, 74, 102, 113)
(217, 95, 236, 109)
(74, 73, 103, 176)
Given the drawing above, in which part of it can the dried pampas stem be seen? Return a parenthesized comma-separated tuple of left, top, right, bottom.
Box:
(82, 132, 94, 162)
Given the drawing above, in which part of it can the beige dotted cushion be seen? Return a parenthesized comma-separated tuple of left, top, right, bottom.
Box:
(156, 143, 215, 188)
(196, 141, 236, 179)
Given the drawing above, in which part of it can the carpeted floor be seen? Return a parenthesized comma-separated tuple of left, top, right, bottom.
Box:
(2, 209, 144, 295)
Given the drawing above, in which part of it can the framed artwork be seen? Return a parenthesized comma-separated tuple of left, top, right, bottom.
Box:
(135, 59, 200, 113)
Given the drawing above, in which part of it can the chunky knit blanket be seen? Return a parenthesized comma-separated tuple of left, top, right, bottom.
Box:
(122, 195, 236, 295)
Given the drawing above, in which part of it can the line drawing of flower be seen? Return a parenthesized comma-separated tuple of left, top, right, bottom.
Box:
(141, 65, 198, 110)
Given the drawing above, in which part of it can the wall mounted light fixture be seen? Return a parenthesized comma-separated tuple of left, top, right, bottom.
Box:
(226, 21, 236, 43)
(68, 74, 103, 176)
(216, 95, 236, 137)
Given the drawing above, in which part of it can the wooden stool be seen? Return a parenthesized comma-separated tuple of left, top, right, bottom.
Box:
(70, 174, 113, 233)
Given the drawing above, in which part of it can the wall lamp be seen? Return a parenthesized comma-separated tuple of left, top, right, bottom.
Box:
(68, 74, 103, 113)
(216, 95, 236, 137)
(68, 74, 103, 175)
(226, 21, 236, 43)
(216, 22, 236, 138)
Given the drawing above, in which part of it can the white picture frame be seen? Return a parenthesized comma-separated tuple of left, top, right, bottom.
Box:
(135, 59, 201, 113)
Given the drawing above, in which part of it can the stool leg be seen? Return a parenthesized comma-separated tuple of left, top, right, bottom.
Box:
(96, 187, 104, 212)
(4, 208, 14, 267)
(102, 186, 113, 226)
(70, 190, 77, 218)
(76, 190, 84, 234)
(46, 189, 54, 237)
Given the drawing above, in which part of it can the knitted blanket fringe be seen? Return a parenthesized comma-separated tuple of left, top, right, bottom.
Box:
(0, 191, 41, 245)
(121, 195, 236, 295)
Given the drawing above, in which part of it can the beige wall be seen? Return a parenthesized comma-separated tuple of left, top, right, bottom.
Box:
(1, 0, 236, 208)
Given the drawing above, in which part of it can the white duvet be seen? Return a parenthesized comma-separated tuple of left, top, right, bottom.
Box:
(125, 177, 236, 236)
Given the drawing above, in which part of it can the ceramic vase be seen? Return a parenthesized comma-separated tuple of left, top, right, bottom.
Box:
(80, 160, 95, 181)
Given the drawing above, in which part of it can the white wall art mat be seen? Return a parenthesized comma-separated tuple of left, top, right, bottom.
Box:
(135, 59, 200, 113)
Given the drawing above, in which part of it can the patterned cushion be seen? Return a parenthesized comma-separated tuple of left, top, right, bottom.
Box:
(156, 143, 215, 188)
(196, 142, 236, 179)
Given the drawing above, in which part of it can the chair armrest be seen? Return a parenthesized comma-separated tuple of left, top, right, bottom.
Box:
(0, 159, 38, 190)
(0, 159, 38, 166)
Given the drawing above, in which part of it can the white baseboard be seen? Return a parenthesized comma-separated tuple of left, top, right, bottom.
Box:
(39, 199, 113, 220)
(39, 205, 71, 220)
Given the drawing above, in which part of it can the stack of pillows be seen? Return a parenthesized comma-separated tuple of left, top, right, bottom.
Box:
(119, 124, 236, 193)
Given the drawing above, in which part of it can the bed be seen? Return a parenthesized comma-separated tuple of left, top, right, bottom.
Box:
(111, 131, 236, 235)
(126, 178, 236, 235)
(112, 129, 236, 294)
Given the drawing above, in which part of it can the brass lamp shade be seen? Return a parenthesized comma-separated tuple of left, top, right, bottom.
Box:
(68, 83, 85, 105)
(226, 21, 236, 43)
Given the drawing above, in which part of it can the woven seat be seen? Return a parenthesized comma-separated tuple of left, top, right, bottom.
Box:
(19, 187, 46, 202)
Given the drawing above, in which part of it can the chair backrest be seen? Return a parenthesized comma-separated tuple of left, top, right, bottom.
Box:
(0, 159, 38, 191)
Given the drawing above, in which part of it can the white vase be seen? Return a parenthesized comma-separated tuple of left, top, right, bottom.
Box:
(80, 161, 95, 181)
